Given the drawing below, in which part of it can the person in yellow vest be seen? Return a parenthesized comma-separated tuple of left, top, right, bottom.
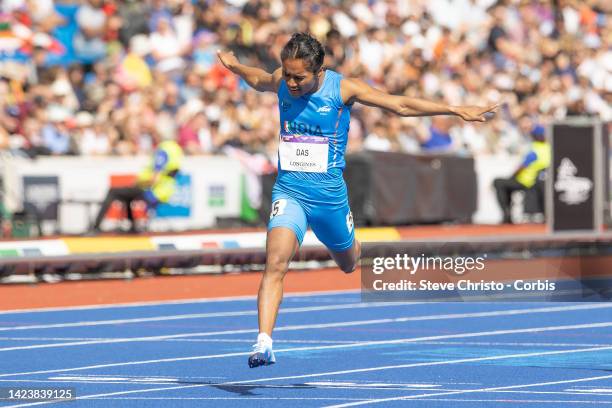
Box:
(493, 124, 551, 224)
(91, 140, 183, 233)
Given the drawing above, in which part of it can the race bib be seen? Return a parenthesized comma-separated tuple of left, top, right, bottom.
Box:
(279, 135, 329, 173)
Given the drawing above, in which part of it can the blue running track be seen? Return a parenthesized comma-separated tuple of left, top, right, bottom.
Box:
(0, 291, 611, 407)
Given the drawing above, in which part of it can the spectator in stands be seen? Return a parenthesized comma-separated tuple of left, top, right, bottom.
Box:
(0, 0, 607, 167)
(74, 111, 111, 155)
(419, 116, 456, 153)
(115, 34, 153, 90)
(363, 120, 394, 152)
(41, 106, 75, 155)
(493, 124, 551, 224)
(74, 0, 108, 63)
(177, 99, 209, 155)
(116, 0, 150, 47)
(149, 15, 185, 72)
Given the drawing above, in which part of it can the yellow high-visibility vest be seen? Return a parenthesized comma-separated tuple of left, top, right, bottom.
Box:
(516, 141, 551, 188)
(137, 141, 183, 203)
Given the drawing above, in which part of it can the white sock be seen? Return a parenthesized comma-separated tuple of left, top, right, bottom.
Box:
(257, 332, 273, 345)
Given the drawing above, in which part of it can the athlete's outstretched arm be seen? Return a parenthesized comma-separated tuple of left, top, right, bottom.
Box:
(341, 78, 498, 122)
(217, 50, 282, 92)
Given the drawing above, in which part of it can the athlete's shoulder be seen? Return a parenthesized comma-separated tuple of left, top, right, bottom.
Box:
(339, 77, 368, 105)
(325, 69, 341, 78)
(272, 67, 283, 92)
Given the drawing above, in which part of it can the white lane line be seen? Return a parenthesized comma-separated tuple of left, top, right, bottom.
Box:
(0, 301, 416, 331)
(1, 303, 609, 352)
(2, 302, 609, 332)
(1, 321, 611, 378)
(0, 379, 445, 389)
(0, 337, 360, 344)
(0, 289, 362, 315)
(98, 398, 379, 401)
(52, 373, 226, 380)
(0, 379, 611, 397)
(345, 398, 612, 405)
(1, 337, 611, 348)
(415, 341, 612, 348)
(76, 397, 612, 404)
(324, 374, 612, 408)
(571, 389, 612, 394)
(4, 346, 612, 408)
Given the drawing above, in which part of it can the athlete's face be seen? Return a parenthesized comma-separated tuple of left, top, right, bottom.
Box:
(282, 58, 323, 97)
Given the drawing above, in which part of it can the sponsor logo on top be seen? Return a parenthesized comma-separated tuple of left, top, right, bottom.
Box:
(316, 105, 332, 115)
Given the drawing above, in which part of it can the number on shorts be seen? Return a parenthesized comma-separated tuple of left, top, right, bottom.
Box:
(346, 211, 354, 232)
(270, 199, 287, 219)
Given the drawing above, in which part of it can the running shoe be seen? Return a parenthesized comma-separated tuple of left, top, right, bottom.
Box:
(248, 337, 275, 368)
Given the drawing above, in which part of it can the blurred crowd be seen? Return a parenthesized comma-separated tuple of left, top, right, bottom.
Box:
(0, 0, 610, 164)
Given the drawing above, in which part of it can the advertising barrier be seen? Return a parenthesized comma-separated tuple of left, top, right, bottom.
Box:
(547, 119, 608, 233)
(1, 156, 243, 234)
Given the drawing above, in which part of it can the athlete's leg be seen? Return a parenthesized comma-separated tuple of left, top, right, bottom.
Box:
(249, 195, 307, 367)
(258, 227, 299, 336)
(329, 239, 361, 274)
(309, 201, 360, 273)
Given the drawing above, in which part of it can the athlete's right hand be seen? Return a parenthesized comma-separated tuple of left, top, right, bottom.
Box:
(217, 50, 239, 71)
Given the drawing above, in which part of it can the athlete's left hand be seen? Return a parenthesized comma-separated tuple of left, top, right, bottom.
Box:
(452, 103, 500, 122)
